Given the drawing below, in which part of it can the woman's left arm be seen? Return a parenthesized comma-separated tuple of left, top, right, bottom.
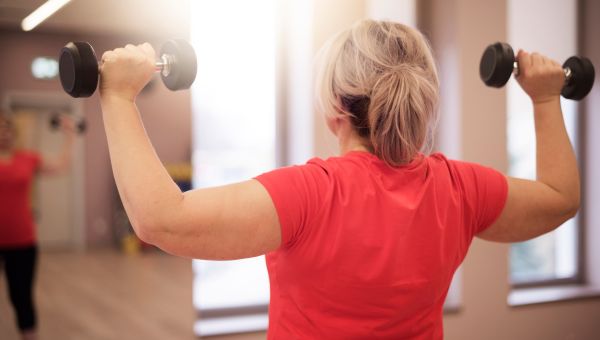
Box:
(99, 44, 281, 260)
(40, 116, 76, 175)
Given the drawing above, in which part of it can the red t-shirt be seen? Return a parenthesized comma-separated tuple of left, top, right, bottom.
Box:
(0, 150, 41, 247)
(255, 151, 507, 339)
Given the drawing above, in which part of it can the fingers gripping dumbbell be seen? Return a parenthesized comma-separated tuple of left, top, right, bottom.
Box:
(59, 40, 197, 98)
(49, 113, 87, 134)
(479, 42, 595, 101)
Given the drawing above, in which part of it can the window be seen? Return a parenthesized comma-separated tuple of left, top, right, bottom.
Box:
(507, 0, 580, 286)
(31, 56, 58, 79)
(190, 0, 276, 336)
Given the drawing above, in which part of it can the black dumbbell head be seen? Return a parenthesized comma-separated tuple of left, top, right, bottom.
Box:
(480, 42, 515, 88)
(160, 39, 197, 91)
(59, 42, 99, 98)
(77, 119, 87, 134)
(562, 56, 595, 101)
(49, 114, 60, 130)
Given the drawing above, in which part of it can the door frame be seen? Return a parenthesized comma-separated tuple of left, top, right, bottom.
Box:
(3, 91, 86, 250)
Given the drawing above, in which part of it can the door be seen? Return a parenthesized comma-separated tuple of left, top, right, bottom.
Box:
(12, 107, 77, 249)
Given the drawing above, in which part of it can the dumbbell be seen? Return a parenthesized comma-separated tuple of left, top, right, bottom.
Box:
(479, 42, 595, 100)
(59, 39, 197, 98)
(49, 114, 87, 134)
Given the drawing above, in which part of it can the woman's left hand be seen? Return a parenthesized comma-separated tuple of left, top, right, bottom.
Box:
(99, 43, 156, 103)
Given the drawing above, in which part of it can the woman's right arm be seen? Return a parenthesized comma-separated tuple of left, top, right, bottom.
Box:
(477, 50, 580, 243)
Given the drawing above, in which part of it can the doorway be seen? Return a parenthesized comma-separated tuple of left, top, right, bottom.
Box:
(4, 92, 85, 250)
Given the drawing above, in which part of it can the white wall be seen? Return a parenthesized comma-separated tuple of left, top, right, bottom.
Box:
(367, 0, 416, 27)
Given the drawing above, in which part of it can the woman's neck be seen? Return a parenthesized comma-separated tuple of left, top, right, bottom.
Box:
(338, 133, 372, 155)
(340, 141, 369, 155)
(326, 115, 373, 155)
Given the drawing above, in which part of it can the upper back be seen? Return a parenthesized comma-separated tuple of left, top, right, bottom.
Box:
(256, 151, 506, 339)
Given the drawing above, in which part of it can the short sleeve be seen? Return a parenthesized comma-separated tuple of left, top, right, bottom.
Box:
(450, 160, 508, 237)
(254, 159, 330, 248)
(19, 150, 42, 172)
(31, 152, 42, 171)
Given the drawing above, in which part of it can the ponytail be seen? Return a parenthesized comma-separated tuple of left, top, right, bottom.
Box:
(368, 64, 438, 166)
(316, 20, 439, 166)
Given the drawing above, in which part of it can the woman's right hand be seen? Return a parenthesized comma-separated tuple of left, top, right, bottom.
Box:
(515, 50, 565, 105)
(99, 43, 156, 104)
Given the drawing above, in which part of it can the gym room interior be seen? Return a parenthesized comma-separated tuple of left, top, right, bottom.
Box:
(1, 0, 599, 339)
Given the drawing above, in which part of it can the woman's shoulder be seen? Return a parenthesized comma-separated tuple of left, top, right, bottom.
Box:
(426, 152, 480, 171)
(304, 151, 492, 176)
(13, 149, 41, 165)
(427, 153, 500, 173)
(258, 157, 332, 186)
(426, 153, 506, 191)
(14, 149, 40, 158)
(426, 152, 451, 164)
(313, 151, 439, 174)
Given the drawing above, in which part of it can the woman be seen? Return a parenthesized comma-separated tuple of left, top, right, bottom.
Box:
(0, 113, 75, 340)
(99, 20, 579, 338)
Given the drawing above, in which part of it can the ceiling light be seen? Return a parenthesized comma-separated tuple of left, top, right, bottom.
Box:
(21, 0, 72, 32)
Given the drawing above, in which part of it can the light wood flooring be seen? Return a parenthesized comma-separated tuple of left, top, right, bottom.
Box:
(0, 249, 266, 340)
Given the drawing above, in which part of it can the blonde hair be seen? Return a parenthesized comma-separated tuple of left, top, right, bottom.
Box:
(316, 20, 439, 166)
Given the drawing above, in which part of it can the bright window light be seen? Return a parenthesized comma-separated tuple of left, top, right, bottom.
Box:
(190, 0, 276, 336)
(507, 0, 579, 284)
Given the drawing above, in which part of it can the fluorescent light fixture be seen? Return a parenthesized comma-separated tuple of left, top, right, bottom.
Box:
(21, 0, 72, 32)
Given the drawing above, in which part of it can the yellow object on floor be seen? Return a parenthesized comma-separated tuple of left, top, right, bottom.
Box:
(165, 162, 192, 182)
(121, 234, 141, 255)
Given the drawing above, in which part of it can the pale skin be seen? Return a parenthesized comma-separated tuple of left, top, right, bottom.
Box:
(99, 44, 579, 260)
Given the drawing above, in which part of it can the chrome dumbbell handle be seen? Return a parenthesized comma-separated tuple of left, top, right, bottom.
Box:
(512, 61, 573, 83)
(98, 54, 174, 76)
(155, 54, 175, 77)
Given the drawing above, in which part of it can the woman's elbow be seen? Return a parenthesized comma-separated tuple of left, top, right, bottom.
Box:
(129, 215, 163, 245)
(554, 193, 580, 227)
(131, 219, 191, 258)
(564, 196, 580, 220)
(126, 198, 182, 245)
(564, 184, 581, 218)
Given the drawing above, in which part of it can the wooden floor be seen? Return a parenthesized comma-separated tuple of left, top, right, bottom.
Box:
(0, 249, 266, 340)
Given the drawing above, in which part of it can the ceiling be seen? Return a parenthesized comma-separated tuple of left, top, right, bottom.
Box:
(0, 0, 191, 38)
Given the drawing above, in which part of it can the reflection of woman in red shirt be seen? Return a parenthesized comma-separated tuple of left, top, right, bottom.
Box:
(98, 20, 578, 338)
(0, 114, 74, 340)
